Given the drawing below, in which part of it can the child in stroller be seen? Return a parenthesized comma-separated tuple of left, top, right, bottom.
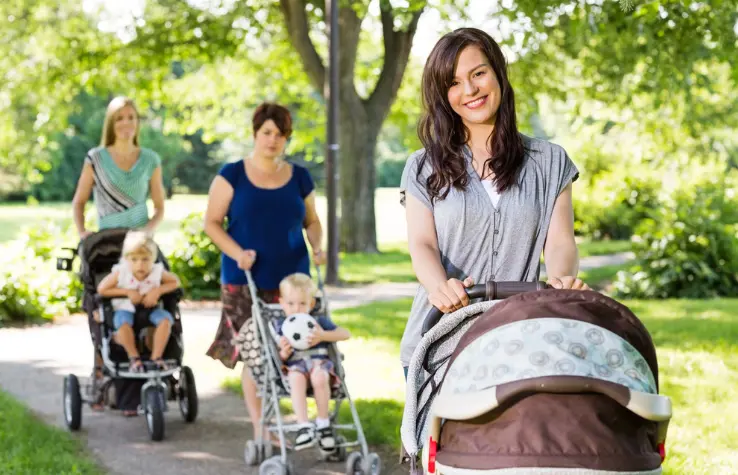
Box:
(58, 228, 198, 442)
(97, 231, 180, 378)
(241, 268, 381, 475)
(275, 272, 351, 452)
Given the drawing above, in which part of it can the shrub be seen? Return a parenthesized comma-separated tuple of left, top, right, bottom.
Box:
(167, 211, 221, 300)
(573, 170, 661, 240)
(613, 177, 738, 299)
(0, 222, 83, 324)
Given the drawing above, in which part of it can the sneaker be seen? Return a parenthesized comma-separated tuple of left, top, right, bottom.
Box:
(317, 425, 336, 453)
(294, 425, 315, 451)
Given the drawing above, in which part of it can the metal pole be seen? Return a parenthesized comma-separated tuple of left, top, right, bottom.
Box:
(325, 0, 340, 285)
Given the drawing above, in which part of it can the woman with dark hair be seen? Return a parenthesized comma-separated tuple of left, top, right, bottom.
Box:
(203, 102, 326, 448)
(399, 27, 589, 378)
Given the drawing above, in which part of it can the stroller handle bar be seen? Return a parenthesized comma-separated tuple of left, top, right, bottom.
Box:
(421, 281, 549, 336)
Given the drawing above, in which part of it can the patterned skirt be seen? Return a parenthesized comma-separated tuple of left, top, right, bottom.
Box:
(206, 284, 280, 370)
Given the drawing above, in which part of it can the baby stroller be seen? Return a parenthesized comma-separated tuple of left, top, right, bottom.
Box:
(56, 228, 198, 441)
(401, 281, 673, 474)
(239, 268, 381, 475)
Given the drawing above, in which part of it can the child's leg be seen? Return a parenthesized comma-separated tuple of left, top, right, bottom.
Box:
(148, 309, 173, 364)
(288, 365, 315, 450)
(113, 311, 142, 372)
(311, 360, 336, 451)
(288, 369, 309, 424)
(310, 364, 331, 424)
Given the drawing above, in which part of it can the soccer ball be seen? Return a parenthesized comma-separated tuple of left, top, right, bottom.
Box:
(281, 313, 318, 351)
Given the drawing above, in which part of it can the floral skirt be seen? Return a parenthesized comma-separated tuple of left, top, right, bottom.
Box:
(206, 284, 280, 370)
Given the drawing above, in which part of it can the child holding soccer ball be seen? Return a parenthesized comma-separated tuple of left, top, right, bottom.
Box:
(276, 272, 350, 451)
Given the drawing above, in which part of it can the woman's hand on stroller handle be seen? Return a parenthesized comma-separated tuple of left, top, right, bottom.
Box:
(421, 280, 550, 336)
(237, 249, 257, 270)
(428, 277, 475, 314)
(547, 275, 590, 291)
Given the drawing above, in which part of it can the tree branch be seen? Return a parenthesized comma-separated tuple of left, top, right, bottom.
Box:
(279, 0, 326, 92)
(366, 0, 424, 121)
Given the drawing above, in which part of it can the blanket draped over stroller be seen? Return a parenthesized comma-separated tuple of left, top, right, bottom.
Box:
(401, 289, 672, 474)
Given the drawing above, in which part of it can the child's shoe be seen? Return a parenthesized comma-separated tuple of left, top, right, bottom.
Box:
(294, 423, 315, 451)
(317, 425, 336, 453)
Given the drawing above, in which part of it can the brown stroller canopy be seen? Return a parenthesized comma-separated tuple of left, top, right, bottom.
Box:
(422, 290, 672, 474)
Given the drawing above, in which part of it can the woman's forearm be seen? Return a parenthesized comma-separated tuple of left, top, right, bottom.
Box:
(73, 202, 87, 235)
(409, 242, 449, 293)
(304, 220, 323, 251)
(145, 205, 165, 232)
(204, 221, 243, 261)
(544, 242, 579, 279)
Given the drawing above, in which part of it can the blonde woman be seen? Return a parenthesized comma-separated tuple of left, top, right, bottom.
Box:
(71, 96, 167, 411)
(72, 96, 166, 236)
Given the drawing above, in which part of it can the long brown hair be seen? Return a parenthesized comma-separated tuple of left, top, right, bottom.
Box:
(417, 27, 526, 203)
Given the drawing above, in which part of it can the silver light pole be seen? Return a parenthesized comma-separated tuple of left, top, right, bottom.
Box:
(325, 0, 340, 285)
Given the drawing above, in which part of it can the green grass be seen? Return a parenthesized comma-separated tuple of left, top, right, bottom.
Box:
(224, 297, 738, 473)
(0, 390, 103, 475)
(579, 263, 629, 290)
(577, 239, 632, 257)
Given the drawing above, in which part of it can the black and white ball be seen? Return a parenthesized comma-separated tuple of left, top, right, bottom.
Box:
(282, 313, 318, 350)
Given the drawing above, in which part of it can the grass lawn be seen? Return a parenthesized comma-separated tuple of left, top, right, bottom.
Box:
(224, 296, 738, 474)
(0, 390, 103, 475)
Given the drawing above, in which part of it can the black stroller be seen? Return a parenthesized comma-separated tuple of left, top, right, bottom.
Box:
(56, 228, 198, 441)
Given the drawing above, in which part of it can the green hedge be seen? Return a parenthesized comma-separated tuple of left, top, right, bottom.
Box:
(0, 222, 83, 324)
(613, 176, 738, 298)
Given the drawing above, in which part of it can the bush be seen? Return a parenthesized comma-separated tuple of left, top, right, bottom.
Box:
(377, 159, 407, 188)
(573, 170, 661, 240)
(613, 177, 738, 299)
(167, 211, 222, 300)
(0, 221, 83, 324)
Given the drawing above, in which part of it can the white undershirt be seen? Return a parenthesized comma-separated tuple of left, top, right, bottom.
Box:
(481, 179, 501, 207)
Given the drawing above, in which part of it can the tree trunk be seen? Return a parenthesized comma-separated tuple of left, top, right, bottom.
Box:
(280, 0, 422, 254)
(338, 93, 382, 253)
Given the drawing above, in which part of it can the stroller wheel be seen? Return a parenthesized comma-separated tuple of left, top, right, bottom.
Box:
(63, 374, 82, 431)
(178, 366, 198, 423)
(144, 387, 165, 441)
(345, 452, 363, 475)
(362, 453, 381, 475)
(259, 455, 291, 475)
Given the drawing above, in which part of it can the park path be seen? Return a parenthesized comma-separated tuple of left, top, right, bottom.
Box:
(0, 252, 631, 475)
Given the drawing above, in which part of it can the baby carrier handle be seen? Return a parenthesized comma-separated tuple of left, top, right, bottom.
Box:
(421, 281, 548, 336)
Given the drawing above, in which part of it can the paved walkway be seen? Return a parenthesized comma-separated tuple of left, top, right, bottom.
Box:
(0, 311, 405, 475)
(0, 252, 632, 474)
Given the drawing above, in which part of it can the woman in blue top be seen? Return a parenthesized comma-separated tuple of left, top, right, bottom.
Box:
(203, 102, 325, 446)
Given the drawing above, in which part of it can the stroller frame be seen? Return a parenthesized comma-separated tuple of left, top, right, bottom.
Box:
(242, 267, 381, 475)
(56, 228, 198, 441)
